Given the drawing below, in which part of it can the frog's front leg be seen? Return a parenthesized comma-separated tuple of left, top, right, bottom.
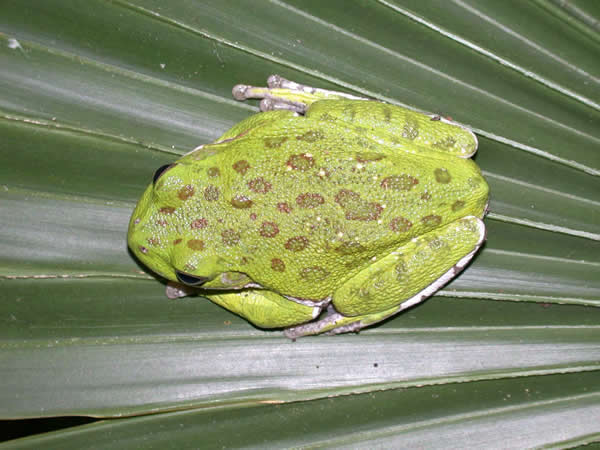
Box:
(233, 75, 365, 113)
(166, 281, 325, 329)
(206, 289, 326, 330)
(284, 216, 486, 339)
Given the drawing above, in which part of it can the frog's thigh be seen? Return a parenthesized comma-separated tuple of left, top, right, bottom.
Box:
(205, 290, 321, 329)
(305, 100, 478, 158)
(284, 216, 485, 338)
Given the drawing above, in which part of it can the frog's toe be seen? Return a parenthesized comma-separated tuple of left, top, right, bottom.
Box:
(260, 97, 306, 113)
(232, 75, 365, 113)
(267, 74, 317, 94)
(232, 81, 307, 113)
(283, 305, 366, 339)
(283, 310, 346, 339)
(231, 83, 251, 100)
(267, 74, 286, 88)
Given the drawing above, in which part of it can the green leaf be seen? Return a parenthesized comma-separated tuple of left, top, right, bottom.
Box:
(1, 0, 599, 446)
(6, 372, 600, 449)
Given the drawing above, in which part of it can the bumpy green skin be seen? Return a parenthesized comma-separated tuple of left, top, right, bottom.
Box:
(128, 85, 489, 337)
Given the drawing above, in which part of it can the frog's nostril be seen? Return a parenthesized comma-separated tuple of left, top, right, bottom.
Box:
(176, 270, 209, 286)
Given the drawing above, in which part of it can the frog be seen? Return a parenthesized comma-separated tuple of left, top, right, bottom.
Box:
(127, 75, 489, 338)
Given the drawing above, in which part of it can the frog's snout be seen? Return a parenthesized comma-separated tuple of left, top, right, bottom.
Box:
(127, 183, 176, 281)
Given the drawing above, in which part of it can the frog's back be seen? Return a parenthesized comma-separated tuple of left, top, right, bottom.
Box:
(178, 113, 487, 299)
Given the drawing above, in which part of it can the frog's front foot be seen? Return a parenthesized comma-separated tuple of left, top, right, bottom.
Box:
(165, 281, 198, 299)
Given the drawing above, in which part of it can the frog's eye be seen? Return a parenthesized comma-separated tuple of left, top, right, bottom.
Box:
(153, 163, 177, 184)
(175, 270, 209, 286)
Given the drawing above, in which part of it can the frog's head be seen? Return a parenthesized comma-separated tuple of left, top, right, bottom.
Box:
(128, 162, 236, 287)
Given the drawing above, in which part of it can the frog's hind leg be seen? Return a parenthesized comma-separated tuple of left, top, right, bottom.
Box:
(233, 75, 366, 114)
(284, 216, 486, 339)
(233, 76, 478, 158)
(205, 289, 326, 330)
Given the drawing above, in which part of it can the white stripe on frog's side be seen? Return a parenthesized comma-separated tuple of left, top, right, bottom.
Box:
(180, 143, 204, 158)
(284, 295, 332, 309)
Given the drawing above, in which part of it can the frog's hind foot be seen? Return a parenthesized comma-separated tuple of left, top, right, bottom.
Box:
(233, 81, 308, 114)
(233, 75, 365, 114)
(283, 304, 365, 339)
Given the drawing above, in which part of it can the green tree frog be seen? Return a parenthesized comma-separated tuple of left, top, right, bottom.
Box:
(128, 76, 489, 338)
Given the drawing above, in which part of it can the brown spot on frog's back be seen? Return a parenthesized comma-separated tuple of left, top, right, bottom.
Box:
(389, 217, 412, 232)
(178, 185, 195, 200)
(286, 153, 315, 171)
(277, 202, 293, 213)
(383, 106, 392, 123)
(434, 168, 452, 184)
(380, 174, 419, 191)
(296, 193, 325, 209)
(394, 260, 409, 282)
(264, 136, 288, 148)
(344, 202, 383, 222)
(248, 177, 272, 194)
(271, 258, 286, 272)
(233, 160, 250, 175)
(187, 239, 205, 251)
(402, 118, 419, 140)
(334, 189, 360, 207)
(204, 185, 220, 201)
(334, 240, 365, 255)
(335, 189, 382, 221)
(355, 152, 385, 163)
(296, 130, 324, 142)
(159, 206, 176, 214)
(231, 195, 253, 209)
(285, 236, 309, 252)
(260, 221, 280, 238)
(190, 218, 208, 229)
(221, 229, 241, 246)
(299, 266, 329, 282)
(433, 136, 457, 150)
(421, 215, 442, 227)
(319, 112, 336, 122)
(452, 200, 466, 211)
